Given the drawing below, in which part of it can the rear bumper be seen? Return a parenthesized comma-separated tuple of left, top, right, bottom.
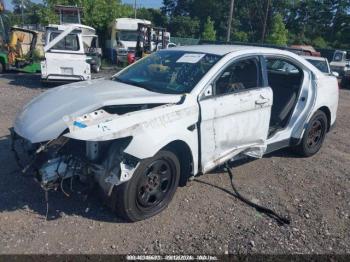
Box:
(41, 74, 87, 82)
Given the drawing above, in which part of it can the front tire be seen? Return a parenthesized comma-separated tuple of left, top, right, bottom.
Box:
(295, 110, 328, 157)
(112, 150, 180, 222)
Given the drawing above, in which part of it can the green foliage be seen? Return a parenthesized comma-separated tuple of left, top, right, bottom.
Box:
(266, 13, 288, 46)
(80, 0, 133, 34)
(162, 0, 350, 49)
(233, 31, 248, 42)
(10, 0, 47, 25)
(5, 0, 350, 49)
(201, 17, 216, 41)
(168, 16, 200, 38)
(137, 8, 168, 27)
(312, 37, 327, 49)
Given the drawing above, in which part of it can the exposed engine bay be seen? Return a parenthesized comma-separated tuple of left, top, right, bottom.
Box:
(11, 126, 139, 197)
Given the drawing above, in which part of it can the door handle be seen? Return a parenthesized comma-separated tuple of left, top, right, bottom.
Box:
(255, 98, 269, 105)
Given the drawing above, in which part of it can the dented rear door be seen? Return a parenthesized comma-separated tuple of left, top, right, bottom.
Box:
(199, 56, 273, 173)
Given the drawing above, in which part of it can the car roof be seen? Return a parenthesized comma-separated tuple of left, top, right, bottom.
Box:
(301, 56, 327, 61)
(169, 44, 326, 80)
(169, 44, 281, 56)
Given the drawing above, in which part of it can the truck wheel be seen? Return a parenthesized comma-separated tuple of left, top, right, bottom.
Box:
(91, 64, 100, 73)
(112, 150, 180, 222)
(295, 110, 327, 157)
(0, 62, 4, 74)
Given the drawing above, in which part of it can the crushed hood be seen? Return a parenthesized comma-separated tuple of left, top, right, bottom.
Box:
(14, 78, 182, 143)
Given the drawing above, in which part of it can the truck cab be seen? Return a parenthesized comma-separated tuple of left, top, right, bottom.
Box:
(110, 18, 152, 64)
(330, 50, 350, 87)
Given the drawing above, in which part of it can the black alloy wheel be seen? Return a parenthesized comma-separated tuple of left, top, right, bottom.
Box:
(111, 150, 180, 222)
(295, 110, 327, 157)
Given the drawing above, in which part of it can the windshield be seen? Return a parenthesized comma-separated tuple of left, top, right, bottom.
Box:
(118, 31, 139, 41)
(114, 51, 221, 94)
(333, 52, 344, 62)
(306, 59, 329, 73)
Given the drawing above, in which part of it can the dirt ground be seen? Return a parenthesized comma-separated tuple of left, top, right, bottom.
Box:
(0, 71, 349, 255)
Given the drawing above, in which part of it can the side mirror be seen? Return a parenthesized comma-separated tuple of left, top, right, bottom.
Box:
(203, 84, 213, 98)
(332, 71, 339, 78)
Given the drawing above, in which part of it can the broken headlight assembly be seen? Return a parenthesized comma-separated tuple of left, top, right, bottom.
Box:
(11, 127, 136, 193)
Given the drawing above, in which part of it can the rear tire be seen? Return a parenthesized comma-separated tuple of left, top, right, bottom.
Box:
(111, 150, 180, 222)
(295, 110, 328, 157)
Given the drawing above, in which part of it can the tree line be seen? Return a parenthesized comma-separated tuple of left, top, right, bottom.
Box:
(5, 0, 350, 49)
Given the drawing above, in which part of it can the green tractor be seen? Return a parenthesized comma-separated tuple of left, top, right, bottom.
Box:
(0, 2, 42, 74)
(0, 27, 43, 74)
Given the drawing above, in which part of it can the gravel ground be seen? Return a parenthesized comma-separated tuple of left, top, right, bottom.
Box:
(0, 71, 349, 254)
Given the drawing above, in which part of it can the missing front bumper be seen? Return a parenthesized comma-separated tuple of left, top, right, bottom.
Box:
(10, 129, 138, 195)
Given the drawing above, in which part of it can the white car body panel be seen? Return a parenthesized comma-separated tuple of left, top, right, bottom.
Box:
(14, 45, 339, 188)
(14, 79, 183, 143)
(200, 87, 273, 173)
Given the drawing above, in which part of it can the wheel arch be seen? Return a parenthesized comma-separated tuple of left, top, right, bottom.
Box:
(162, 140, 194, 187)
(317, 106, 331, 132)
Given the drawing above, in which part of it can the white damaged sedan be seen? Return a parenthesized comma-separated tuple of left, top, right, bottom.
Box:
(12, 45, 339, 221)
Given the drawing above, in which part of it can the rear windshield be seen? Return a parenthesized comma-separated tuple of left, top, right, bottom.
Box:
(49, 32, 80, 51)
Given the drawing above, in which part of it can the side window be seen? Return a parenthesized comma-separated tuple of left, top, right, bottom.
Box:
(266, 58, 299, 74)
(265, 57, 303, 94)
(215, 57, 261, 95)
(50, 33, 80, 51)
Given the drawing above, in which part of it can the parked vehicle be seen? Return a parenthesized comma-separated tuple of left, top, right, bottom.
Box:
(109, 18, 173, 65)
(41, 23, 101, 82)
(110, 18, 152, 64)
(290, 45, 321, 57)
(302, 55, 339, 77)
(40, 5, 101, 82)
(0, 26, 43, 73)
(129, 23, 173, 64)
(0, 3, 43, 74)
(12, 45, 338, 221)
(330, 50, 350, 87)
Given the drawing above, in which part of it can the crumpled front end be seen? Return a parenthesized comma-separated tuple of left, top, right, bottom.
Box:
(10, 127, 138, 197)
(11, 93, 199, 201)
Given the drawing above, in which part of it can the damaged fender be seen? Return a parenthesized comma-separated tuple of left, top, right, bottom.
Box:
(63, 94, 200, 192)
(64, 94, 199, 163)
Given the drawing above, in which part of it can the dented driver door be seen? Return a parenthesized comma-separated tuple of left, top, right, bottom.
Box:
(199, 56, 273, 173)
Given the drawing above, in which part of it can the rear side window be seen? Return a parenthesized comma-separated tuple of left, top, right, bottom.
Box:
(49, 32, 80, 51)
(215, 57, 261, 95)
(266, 58, 299, 74)
(306, 59, 329, 73)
